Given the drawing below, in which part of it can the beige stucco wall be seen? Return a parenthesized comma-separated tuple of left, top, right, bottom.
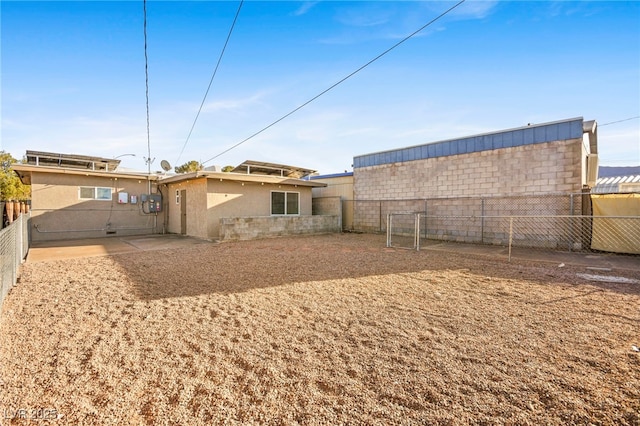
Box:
(354, 138, 583, 200)
(165, 178, 208, 239)
(29, 173, 161, 241)
(166, 178, 313, 240)
(311, 175, 354, 199)
(311, 174, 354, 230)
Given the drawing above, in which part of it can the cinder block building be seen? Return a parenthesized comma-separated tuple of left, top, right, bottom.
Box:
(349, 117, 600, 248)
(353, 117, 597, 201)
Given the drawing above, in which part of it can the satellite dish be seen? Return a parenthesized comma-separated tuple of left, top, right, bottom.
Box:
(160, 160, 171, 172)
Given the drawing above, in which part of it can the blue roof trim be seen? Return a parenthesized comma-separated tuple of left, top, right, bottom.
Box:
(353, 117, 584, 169)
(309, 172, 354, 180)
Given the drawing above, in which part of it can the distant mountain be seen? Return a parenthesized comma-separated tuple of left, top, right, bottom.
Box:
(598, 166, 640, 178)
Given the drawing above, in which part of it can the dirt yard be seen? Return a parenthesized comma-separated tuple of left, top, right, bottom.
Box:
(0, 233, 639, 425)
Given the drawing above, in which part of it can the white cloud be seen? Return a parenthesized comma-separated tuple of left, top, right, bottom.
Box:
(201, 91, 271, 114)
(598, 126, 640, 166)
(292, 2, 319, 17)
(334, 5, 393, 28)
(449, 0, 499, 20)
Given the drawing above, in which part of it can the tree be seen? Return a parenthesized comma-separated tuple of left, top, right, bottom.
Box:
(0, 151, 30, 201)
(174, 160, 203, 174)
(222, 165, 234, 172)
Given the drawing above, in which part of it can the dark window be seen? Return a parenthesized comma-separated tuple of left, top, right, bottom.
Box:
(271, 191, 299, 215)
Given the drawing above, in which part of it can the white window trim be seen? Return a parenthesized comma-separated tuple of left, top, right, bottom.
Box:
(79, 186, 112, 201)
(270, 190, 300, 216)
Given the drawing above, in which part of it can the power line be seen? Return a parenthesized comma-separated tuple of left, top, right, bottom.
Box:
(175, 0, 244, 167)
(201, 0, 467, 165)
(599, 116, 640, 127)
(143, 0, 152, 178)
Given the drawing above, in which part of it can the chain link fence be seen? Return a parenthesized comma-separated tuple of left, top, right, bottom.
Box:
(1, 213, 30, 316)
(348, 193, 640, 255)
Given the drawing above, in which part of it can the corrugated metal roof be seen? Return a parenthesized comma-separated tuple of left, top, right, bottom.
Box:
(596, 175, 640, 185)
(592, 175, 640, 193)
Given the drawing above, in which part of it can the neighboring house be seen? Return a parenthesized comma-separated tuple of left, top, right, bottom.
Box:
(13, 154, 336, 242)
(591, 171, 640, 254)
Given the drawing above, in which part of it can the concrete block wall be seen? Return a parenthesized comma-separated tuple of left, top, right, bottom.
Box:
(349, 118, 594, 247)
(219, 215, 340, 241)
(312, 197, 341, 216)
(312, 197, 342, 230)
(354, 138, 583, 201)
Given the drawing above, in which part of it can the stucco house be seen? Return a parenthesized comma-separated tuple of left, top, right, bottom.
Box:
(13, 153, 336, 242)
(160, 161, 335, 240)
(13, 151, 163, 242)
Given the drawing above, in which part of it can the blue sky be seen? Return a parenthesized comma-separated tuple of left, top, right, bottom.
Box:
(2, 1, 639, 174)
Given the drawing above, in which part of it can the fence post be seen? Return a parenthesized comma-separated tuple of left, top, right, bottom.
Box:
(581, 186, 592, 251)
(481, 198, 485, 244)
(424, 199, 428, 240)
(415, 213, 421, 251)
(508, 217, 513, 262)
(386, 214, 391, 247)
(569, 193, 575, 251)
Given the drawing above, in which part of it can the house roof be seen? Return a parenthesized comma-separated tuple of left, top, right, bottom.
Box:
(12, 163, 160, 185)
(25, 150, 122, 172)
(13, 153, 325, 187)
(231, 160, 316, 179)
(160, 170, 326, 187)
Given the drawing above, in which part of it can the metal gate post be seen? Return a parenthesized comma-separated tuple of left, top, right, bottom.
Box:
(508, 217, 513, 262)
(415, 213, 421, 251)
(481, 198, 485, 244)
(568, 193, 574, 251)
(386, 214, 391, 247)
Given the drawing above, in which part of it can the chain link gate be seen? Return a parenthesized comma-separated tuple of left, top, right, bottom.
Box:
(386, 213, 422, 250)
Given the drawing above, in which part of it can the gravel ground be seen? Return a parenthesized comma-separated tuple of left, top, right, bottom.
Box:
(0, 233, 639, 425)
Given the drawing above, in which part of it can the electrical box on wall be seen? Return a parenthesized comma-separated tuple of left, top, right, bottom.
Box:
(148, 194, 162, 212)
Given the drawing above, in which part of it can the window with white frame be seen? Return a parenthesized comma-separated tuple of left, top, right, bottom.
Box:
(176, 190, 180, 204)
(79, 186, 112, 201)
(271, 191, 299, 215)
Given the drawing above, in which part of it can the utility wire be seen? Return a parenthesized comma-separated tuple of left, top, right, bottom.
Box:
(599, 116, 640, 127)
(202, 0, 467, 165)
(143, 0, 152, 179)
(175, 0, 244, 167)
